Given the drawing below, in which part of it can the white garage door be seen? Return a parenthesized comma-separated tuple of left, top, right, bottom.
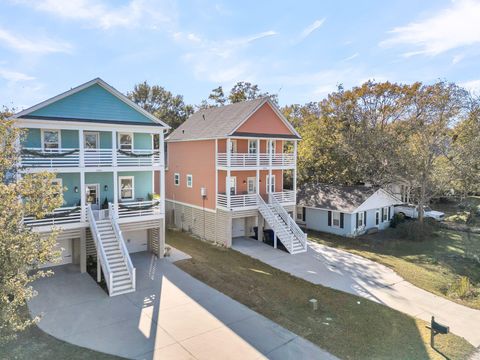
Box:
(39, 239, 73, 268)
(124, 230, 148, 253)
(232, 218, 246, 238)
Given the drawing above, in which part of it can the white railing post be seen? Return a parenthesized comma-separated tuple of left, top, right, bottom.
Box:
(79, 129, 85, 167)
(112, 130, 117, 167)
(80, 171, 86, 222)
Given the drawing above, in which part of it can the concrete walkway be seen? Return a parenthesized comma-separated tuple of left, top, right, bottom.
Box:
(28, 249, 336, 360)
(233, 237, 480, 347)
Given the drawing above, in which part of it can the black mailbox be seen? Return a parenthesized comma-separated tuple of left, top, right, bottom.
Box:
(432, 319, 449, 335)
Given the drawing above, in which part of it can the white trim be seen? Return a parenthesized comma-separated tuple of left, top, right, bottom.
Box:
(174, 173, 180, 186)
(11, 78, 170, 129)
(119, 176, 135, 201)
(84, 131, 99, 149)
(166, 199, 217, 213)
(118, 132, 133, 151)
(41, 129, 61, 150)
(186, 174, 193, 188)
(332, 210, 341, 228)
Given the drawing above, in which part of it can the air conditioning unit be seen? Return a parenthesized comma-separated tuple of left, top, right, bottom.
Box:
(200, 187, 207, 197)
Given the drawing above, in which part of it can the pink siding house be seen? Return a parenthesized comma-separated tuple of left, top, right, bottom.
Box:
(163, 98, 307, 253)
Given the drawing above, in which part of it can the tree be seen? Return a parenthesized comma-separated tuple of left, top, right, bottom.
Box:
(200, 82, 278, 108)
(0, 114, 63, 340)
(128, 81, 194, 129)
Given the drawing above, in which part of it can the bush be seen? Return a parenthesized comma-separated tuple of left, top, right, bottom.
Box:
(448, 276, 476, 300)
(396, 220, 437, 241)
(390, 213, 405, 228)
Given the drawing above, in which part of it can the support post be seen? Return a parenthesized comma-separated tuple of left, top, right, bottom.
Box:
(256, 138, 260, 166)
(113, 170, 118, 218)
(226, 138, 231, 209)
(159, 219, 165, 258)
(160, 164, 165, 214)
(112, 130, 117, 167)
(268, 140, 273, 198)
(273, 230, 277, 249)
(79, 129, 84, 167)
(80, 228, 87, 273)
(97, 251, 101, 283)
(293, 140, 298, 205)
(80, 171, 86, 222)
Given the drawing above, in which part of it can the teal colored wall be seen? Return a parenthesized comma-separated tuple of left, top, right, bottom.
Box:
(118, 171, 153, 201)
(23, 128, 41, 147)
(56, 173, 81, 207)
(100, 131, 112, 149)
(29, 83, 155, 124)
(134, 133, 152, 150)
(21, 129, 79, 148)
(85, 172, 114, 206)
(61, 130, 79, 148)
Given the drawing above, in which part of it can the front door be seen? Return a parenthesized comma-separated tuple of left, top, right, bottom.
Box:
(227, 176, 237, 195)
(86, 184, 100, 210)
(247, 177, 256, 194)
(266, 175, 275, 193)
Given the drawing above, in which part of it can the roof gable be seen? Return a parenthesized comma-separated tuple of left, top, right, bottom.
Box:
(356, 189, 402, 212)
(233, 102, 295, 136)
(13, 78, 169, 128)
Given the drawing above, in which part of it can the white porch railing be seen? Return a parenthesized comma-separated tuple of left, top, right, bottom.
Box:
(117, 149, 161, 167)
(84, 149, 113, 167)
(21, 148, 80, 168)
(217, 153, 295, 168)
(114, 200, 163, 219)
(271, 190, 295, 204)
(23, 205, 82, 227)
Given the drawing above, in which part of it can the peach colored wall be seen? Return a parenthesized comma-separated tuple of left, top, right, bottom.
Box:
(166, 140, 216, 209)
(218, 170, 283, 195)
(236, 103, 293, 135)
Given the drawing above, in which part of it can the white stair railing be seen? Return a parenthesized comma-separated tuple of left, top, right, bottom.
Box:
(257, 195, 293, 253)
(86, 205, 113, 295)
(269, 194, 307, 252)
(108, 203, 136, 291)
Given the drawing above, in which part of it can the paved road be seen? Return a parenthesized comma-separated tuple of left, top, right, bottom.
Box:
(233, 237, 480, 347)
(28, 250, 336, 360)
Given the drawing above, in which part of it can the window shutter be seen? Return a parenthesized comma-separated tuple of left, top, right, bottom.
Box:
(340, 213, 344, 228)
(328, 211, 332, 226)
(388, 206, 391, 220)
(381, 208, 384, 221)
(356, 213, 359, 228)
(302, 207, 306, 221)
(364, 211, 367, 226)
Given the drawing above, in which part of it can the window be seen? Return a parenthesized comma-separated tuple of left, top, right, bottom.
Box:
(228, 140, 237, 153)
(357, 212, 365, 227)
(296, 206, 305, 222)
(84, 132, 99, 149)
(228, 176, 236, 195)
(375, 210, 380, 225)
(266, 175, 275, 193)
(186, 174, 193, 188)
(119, 176, 134, 200)
(332, 211, 341, 228)
(52, 178, 63, 197)
(247, 177, 256, 194)
(382, 206, 389, 222)
(248, 140, 257, 154)
(119, 133, 133, 151)
(174, 173, 180, 186)
(42, 130, 60, 150)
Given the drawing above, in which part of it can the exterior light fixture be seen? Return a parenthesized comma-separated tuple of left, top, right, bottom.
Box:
(104, 185, 109, 192)
(74, 186, 79, 193)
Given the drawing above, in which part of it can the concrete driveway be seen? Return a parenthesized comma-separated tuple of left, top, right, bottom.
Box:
(28, 250, 336, 360)
(233, 237, 480, 347)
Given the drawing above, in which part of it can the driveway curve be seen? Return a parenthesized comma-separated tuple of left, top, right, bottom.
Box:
(233, 238, 480, 347)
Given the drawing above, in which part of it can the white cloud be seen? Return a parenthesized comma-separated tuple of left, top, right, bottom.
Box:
(300, 18, 326, 40)
(342, 52, 359, 62)
(380, 0, 480, 56)
(174, 30, 278, 83)
(0, 27, 72, 54)
(0, 69, 35, 82)
(452, 54, 465, 64)
(12, 0, 176, 30)
(460, 79, 480, 93)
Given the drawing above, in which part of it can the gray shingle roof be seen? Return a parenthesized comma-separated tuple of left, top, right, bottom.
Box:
(167, 98, 298, 141)
(297, 184, 378, 212)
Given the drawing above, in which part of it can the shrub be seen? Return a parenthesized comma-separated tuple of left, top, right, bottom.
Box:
(449, 276, 476, 299)
(395, 220, 436, 242)
(390, 213, 405, 228)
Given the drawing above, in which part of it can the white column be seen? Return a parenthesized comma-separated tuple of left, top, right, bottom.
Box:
(112, 130, 117, 167)
(215, 139, 218, 208)
(293, 140, 298, 203)
(256, 138, 260, 167)
(79, 129, 84, 167)
(268, 139, 273, 199)
(113, 170, 118, 217)
(226, 138, 231, 209)
(159, 131, 165, 167)
(80, 228, 86, 273)
(160, 165, 165, 214)
(80, 170, 86, 222)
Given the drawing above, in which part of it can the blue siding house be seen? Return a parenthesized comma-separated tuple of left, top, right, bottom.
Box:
(12, 78, 169, 296)
(296, 184, 402, 237)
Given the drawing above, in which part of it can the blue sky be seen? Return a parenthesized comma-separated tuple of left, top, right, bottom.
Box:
(1, 0, 480, 109)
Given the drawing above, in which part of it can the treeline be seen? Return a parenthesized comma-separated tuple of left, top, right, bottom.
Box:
(128, 80, 480, 210)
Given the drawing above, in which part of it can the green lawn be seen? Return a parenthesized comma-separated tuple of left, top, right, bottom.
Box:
(308, 227, 480, 310)
(0, 308, 122, 360)
(166, 229, 474, 360)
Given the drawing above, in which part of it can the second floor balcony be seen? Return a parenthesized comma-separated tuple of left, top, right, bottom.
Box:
(217, 190, 296, 210)
(217, 152, 295, 168)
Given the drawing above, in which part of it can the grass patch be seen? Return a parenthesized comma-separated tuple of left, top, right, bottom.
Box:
(308, 228, 480, 310)
(0, 307, 122, 360)
(166, 229, 474, 360)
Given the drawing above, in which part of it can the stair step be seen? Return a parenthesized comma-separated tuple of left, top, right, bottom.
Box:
(112, 283, 134, 292)
(113, 274, 131, 282)
(113, 278, 132, 286)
